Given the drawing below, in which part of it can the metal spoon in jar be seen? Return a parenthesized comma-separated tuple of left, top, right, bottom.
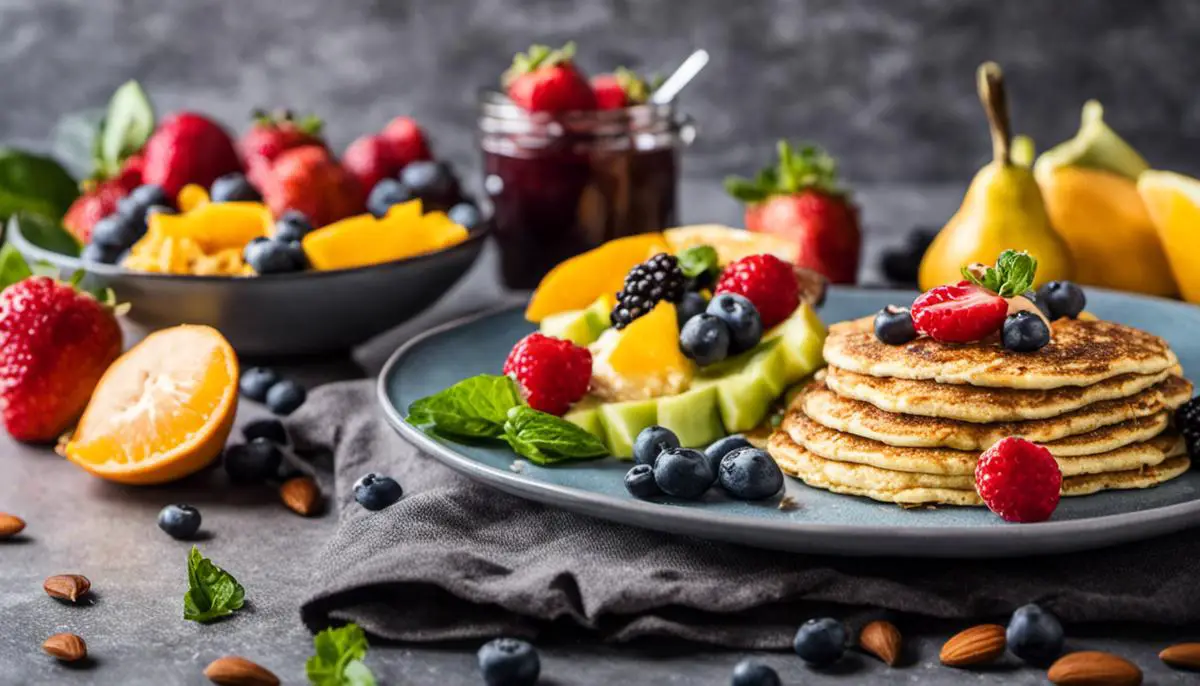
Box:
(649, 49, 710, 104)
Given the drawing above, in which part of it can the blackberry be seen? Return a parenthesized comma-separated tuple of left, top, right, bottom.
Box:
(610, 253, 685, 329)
(1176, 396, 1200, 457)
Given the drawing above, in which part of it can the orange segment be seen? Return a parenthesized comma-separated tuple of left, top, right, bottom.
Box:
(663, 224, 798, 265)
(65, 326, 239, 485)
(525, 233, 669, 323)
(1138, 170, 1200, 303)
(607, 302, 693, 382)
(150, 202, 272, 253)
(302, 208, 468, 271)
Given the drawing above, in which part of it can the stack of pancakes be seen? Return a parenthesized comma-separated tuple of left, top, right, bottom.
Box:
(769, 316, 1193, 506)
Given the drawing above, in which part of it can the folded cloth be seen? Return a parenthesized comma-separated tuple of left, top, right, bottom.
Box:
(292, 380, 1200, 647)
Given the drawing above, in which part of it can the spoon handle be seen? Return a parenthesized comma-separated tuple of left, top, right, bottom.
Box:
(650, 49, 710, 104)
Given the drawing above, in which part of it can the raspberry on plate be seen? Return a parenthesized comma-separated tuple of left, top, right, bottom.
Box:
(714, 254, 800, 328)
(975, 437, 1062, 523)
(503, 333, 592, 416)
(910, 280, 1008, 343)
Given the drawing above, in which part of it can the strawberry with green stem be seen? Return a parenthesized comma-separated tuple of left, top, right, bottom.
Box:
(591, 67, 658, 109)
(503, 42, 597, 113)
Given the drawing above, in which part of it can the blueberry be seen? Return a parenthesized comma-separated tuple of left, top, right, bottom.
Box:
(1036, 280, 1086, 320)
(1006, 604, 1064, 664)
(1002, 312, 1050, 352)
(719, 448, 784, 500)
(81, 241, 123, 265)
(873, 305, 917, 345)
(793, 617, 847, 666)
(273, 210, 313, 243)
(704, 434, 752, 473)
(367, 178, 413, 218)
(447, 202, 483, 231)
(239, 367, 279, 402)
(224, 438, 283, 483)
(283, 241, 309, 270)
(243, 417, 287, 444)
(400, 160, 459, 207)
(157, 504, 201, 540)
(731, 659, 781, 686)
(477, 637, 540, 686)
(90, 213, 144, 249)
(245, 237, 304, 274)
(633, 425, 680, 466)
(265, 379, 306, 416)
(652, 447, 716, 499)
(624, 464, 661, 499)
(127, 184, 171, 211)
(210, 172, 261, 202)
(707, 293, 763, 353)
(354, 473, 404, 510)
(675, 292, 707, 328)
(680, 313, 731, 366)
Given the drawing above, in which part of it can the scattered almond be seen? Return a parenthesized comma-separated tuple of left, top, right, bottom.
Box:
(42, 633, 87, 662)
(1048, 651, 1142, 685)
(0, 512, 25, 538)
(43, 574, 91, 603)
(204, 655, 280, 686)
(280, 476, 321, 516)
(1159, 642, 1200, 670)
(940, 624, 1006, 667)
(859, 619, 902, 666)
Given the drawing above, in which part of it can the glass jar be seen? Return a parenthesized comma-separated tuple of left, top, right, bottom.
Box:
(478, 93, 695, 289)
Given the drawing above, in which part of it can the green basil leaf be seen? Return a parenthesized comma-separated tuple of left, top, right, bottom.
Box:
(0, 149, 79, 222)
(676, 244, 719, 280)
(10, 213, 82, 258)
(503, 406, 607, 465)
(407, 374, 523, 439)
(183, 546, 245, 623)
(306, 624, 373, 686)
(100, 81, 155, 175)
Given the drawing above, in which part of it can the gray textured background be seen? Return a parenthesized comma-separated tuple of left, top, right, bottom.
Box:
(2, 0, 1199, 183)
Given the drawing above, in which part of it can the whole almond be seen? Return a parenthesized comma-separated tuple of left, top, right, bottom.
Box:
(1048, 651, 1142, 685)
(43, 574, 91, 603)
(42, 633, 87, 662)
(204, 655, 280, 686)
(859, 619, 902, 666)
(280, 476, 321, 516)
(1159, 642, 1200, 670)
(0, 512, 25, 538)
(940, 624, 1006, 667)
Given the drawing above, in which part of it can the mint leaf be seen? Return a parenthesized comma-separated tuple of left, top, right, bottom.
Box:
(503, 405, 607, 465)
(9, 213, 82, 258)
(183, 546, 245, 623)
(961, 249, 1037, 297)
(407, 374, 523, 439)
(0, 244, 32, 292)
(0, 149, 79, 222)
(677, 245, 719, 281)
(306, 623, 375, 686)
(97, 81, 154, 178)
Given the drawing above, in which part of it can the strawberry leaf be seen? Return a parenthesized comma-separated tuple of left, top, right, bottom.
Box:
(503, 42, 576, 85)
(725, 139, 845, 205)
(0, 243, 32, 291)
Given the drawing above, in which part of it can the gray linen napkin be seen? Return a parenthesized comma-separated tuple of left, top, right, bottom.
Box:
(291, 380, 1200, 647)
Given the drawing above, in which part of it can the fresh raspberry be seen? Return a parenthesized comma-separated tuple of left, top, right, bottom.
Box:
(975, 437, 1062, 523)
(503, 333, 592, 416)
(714, 254, 800, 328)
(910, 281, 1008, 343)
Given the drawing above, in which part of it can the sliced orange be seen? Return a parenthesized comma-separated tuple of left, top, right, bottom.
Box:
(607, 301, 692, 382)
(65, 326, 239, 485)
(525, 233, 669, 323)
(663, 224, 797, 265)
(1138, 170, 1200, 303)
(302, 204, 469, 271)
(149, 202, 272, 253)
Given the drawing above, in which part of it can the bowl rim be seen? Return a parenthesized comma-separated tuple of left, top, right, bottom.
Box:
(7, 215, 492, 284)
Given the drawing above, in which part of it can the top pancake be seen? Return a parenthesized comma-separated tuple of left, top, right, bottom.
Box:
(824, 316, 1178, 389)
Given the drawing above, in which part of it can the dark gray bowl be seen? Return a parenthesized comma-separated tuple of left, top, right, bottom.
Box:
(7, 215, 488, 357)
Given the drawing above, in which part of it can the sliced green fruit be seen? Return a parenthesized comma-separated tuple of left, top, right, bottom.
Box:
(697, 341, 788, 433)
(539, 296, 610, 346)
(657, 385, 724, 448)
(765, 303, 826, 383)
(564, 398, 605, 441)
(597, 398, 658, 459)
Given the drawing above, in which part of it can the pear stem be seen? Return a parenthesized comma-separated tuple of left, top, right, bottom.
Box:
(976, 62, 1012, 165)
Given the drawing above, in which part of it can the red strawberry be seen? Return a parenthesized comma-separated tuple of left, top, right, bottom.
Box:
(62, 153, 146, 243)
(141, 112, 242, 198)
(728, 141, 861, 284)
(342, 134, 401, 194)
(503, 43, 597, 113)
(380, 116, 432, 168)
(503, 333, 592, 416)
(238, 110, 325, 189)
(0, 275, 122, 442)
(910, 280, 1008, 343)
(259, 145, 364, 228)
(715, 254, 801, 328)
(590, 67, 651, 110)
(975, 437, 1062, 523)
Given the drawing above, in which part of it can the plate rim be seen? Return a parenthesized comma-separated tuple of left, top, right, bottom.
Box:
(376, 287, 1200, 557)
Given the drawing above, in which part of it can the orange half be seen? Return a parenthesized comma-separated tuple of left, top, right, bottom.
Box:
(65, 325, 239, 485)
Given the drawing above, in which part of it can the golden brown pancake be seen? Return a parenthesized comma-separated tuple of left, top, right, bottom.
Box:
(824, 316, 1178, 389)
(824, 365, 1176, 423)
(800, 376, 1192, 450)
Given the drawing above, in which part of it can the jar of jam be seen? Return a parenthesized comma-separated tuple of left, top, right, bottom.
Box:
(478, 93, 695, 289)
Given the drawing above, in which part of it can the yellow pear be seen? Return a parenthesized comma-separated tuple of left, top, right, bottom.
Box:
(919, 63, 1073, 292)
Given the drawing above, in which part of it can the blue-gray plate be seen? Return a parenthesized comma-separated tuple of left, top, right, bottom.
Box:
(379, 287, 1200, 558)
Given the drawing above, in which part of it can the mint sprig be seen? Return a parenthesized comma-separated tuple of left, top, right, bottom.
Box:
(676, 244, 719, 284)
(306, 623, 376, 686)
(183, 546, 245, 623)
(407, 374, 608, 465)
(961, 249, 1038, 298)
(725, 140, 845, 204)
